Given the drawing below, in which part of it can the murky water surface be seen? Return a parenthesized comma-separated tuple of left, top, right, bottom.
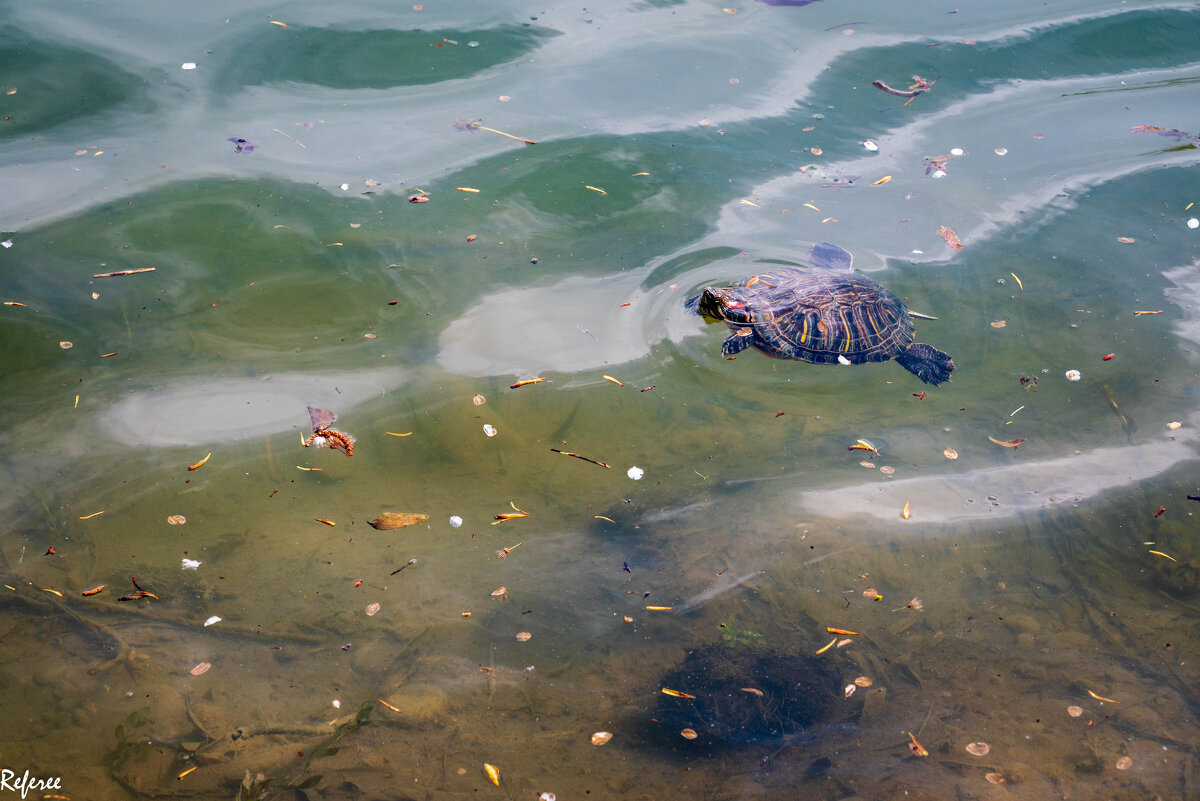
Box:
(2, 1, 1199, 799)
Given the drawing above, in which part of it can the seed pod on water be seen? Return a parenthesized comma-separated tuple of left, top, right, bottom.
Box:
(369, 513, 429, 530)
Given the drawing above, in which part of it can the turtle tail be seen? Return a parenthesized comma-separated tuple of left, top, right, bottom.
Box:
(896, 343, 954, 386)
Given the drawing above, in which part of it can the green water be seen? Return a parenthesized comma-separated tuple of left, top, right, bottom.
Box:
(1, 1, 1199, 799)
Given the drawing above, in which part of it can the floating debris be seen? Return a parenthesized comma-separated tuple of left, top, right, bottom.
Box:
(988, 436, 1026, 449)
(190, 662, 212, 676)
(937, 225, 963, 250)
(550, 448, 611, 469)
(304, 428, 355, 456)
(483, 763, 501, 786)
(872, 74, 938, 106)
(965, 742, 991, 756)
(943, 448, 959, 460)
(591, 731, 613, 746)
(449, 515, 463, 527)
(985, 773, 1006, 784)
(1067, 705, 1084, 717)
(365, 602, 381, 616)
(483, 424, 498, 437)
(453, 117, 536, 145)
(627, 466, 645, 480)
(491, 586, 509, 602)
(203, 615, 221, 626)
(1167, 421, 1182, 430)
(472, 393, 486, 406)
(93, 267, 156, 278)
(167, 515, 187, 525)
(492, 501, 529, 524)
(680, 728, 698, 740)
(496, 542, 522, 560)
(187, 452, 212, 471)
(389, 558, 418, 576)
(1065, 369, 1081, 381)
(369, 513, 429, 530)
(1115, 756, 1133, 770)
(181, 558, 201, 570)
(515, 631, 532, 642)
(854, 676, 873, 687)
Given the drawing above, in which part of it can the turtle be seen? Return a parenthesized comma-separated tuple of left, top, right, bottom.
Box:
(686, 243, 954, 385)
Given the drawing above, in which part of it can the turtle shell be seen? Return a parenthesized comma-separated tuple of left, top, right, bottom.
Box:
(692, 267, 915, 365)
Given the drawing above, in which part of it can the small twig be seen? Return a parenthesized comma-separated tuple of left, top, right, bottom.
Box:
(550, 448, 611, 469)
(272, 128, 307, 149)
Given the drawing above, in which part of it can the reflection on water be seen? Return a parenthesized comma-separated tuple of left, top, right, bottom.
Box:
(2, 0, 1200, 798)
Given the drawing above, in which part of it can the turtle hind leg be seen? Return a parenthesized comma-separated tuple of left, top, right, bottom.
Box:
(896, 343, 954, 385)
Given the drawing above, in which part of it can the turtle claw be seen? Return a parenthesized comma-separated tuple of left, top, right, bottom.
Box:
(722, 332, 753, 357)
(897, 343, 954, 385)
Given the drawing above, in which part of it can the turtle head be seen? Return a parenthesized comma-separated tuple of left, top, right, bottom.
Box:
(688, 286, 752, 324)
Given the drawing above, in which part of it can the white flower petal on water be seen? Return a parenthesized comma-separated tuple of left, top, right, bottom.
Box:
(1188, 218, 1199, 229)
(181, 558, 201, 570)
(181, 62, 197, 70)
(203, 615, 222, 627)
(627, 466, 644, 480)
(449, 515, 463, 527)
